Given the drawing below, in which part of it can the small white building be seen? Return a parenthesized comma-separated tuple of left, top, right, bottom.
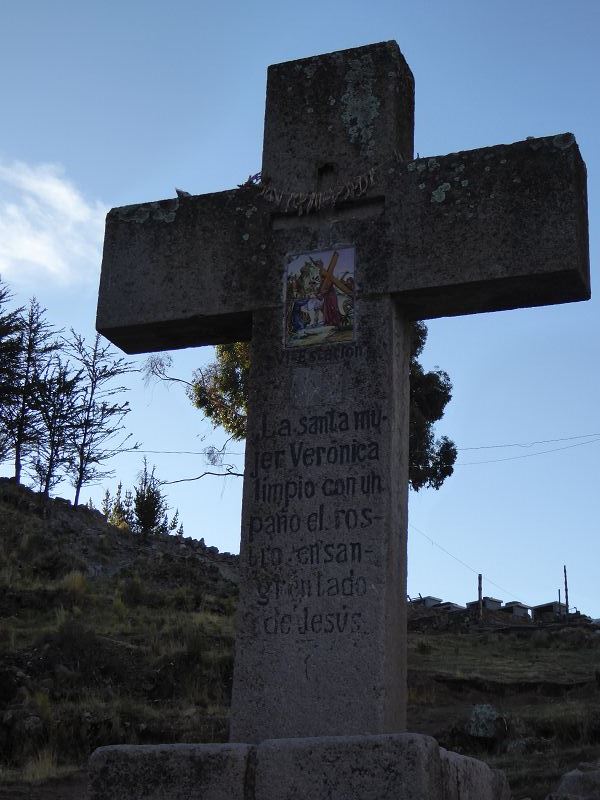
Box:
(411, 595, 442, 609)
(435, 601, 465, 612)
(466, 596, 503, 612)
(501, 601, 530, 620)
(532, 601, 566, 622)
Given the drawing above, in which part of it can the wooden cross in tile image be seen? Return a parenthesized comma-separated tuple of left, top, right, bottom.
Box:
(96, 42, 589, 744)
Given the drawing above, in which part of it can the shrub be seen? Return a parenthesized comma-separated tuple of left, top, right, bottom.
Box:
(169, 586, 196, 612)
(60, 570, 87, 599)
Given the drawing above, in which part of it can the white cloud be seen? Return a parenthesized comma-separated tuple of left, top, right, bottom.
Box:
(0, 160, 107, 287)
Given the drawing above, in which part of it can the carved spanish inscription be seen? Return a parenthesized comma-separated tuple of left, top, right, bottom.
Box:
(243, 401, 386, 640)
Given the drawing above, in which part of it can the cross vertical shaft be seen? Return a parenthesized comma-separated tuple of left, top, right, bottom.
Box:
(230, 299, 411, 741)
(229, 43, 416, 742)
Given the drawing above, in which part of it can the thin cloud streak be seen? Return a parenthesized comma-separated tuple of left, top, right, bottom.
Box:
(0, 160, 107, 287)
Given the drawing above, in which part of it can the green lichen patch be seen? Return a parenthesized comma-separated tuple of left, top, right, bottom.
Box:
(431, 183, 451, 203)
(340, 55, 380, 157)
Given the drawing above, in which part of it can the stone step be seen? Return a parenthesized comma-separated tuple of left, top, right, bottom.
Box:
(89, 733, 510, 800)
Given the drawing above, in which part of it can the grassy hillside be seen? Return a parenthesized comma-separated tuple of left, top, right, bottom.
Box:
(406, 625, 600, 799)
(0, 480, 237, 793)
(0, 480, 599, 799)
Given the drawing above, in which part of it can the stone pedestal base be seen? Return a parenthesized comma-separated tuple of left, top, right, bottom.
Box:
(89, 733, 510, 800)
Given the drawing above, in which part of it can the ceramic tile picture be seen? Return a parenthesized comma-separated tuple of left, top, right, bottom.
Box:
(284, 246, 355, 348)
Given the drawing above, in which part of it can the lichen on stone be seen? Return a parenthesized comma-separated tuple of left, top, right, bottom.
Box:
(431, 183, 451, 203)
(115, 205, 150, 224)
(340, 55, 380, 157)
(150, 201, 178, 223)
(115, 199, 179, 224)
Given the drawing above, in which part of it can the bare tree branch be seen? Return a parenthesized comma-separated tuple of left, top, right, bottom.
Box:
(161, 465, 243, 485)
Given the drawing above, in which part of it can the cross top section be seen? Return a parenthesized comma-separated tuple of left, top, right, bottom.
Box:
(97, 41, 588, 357)
(262, 41, 414, 191)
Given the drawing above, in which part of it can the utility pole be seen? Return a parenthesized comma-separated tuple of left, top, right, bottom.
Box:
(564, 564, 570, 621)
(478, 573, 483, 623)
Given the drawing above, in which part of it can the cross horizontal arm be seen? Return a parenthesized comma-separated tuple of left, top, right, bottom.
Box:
(96, 186, 277, 354)
(379, 133, 589, 319)
(97, 135, 589, 355)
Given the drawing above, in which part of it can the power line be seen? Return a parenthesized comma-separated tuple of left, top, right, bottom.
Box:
(125, 432, 600, 462)
(457, 437, 600, 466)
(409, 521, 518, 599)
(458, 432, 600, 451)
(121, 448, 245, 456)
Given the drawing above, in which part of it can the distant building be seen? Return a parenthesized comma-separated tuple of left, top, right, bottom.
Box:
(466, 596, 503, 612)
(435, 602, 465, 612)
(532, 601, 566, 622)
(500, 601, 530, 620)
(411, 595, 442, 609)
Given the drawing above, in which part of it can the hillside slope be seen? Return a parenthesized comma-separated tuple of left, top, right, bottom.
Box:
(0, 482, 598, 799)
(0, 480, 237, 795)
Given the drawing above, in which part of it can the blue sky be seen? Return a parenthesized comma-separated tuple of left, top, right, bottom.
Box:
(0, 1, 598, 615)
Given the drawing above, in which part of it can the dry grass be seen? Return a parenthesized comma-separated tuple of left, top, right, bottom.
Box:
(408, 628, 600, 684)
(59, 570, 88, 598)
(22, 749, 58, 783)
(407, 684, 437, 706)
(0, 482, 238, 785)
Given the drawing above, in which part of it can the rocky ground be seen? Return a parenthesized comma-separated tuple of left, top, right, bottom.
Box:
(0, 480, 599, 799)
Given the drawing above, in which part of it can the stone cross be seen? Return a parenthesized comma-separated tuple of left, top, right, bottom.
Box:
(96, 42, 589, 744)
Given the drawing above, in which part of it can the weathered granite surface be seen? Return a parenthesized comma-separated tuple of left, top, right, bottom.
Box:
(261, 41, 415, 191)
(229, 296, 410, 741)
(88, 744, 251, 800)
(97, 40, 588, 356)
(97, 133, 589, 354)
(89, 734, 511, 800)
(546, 761, 600, 799)
(439, 748, 510, 800)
